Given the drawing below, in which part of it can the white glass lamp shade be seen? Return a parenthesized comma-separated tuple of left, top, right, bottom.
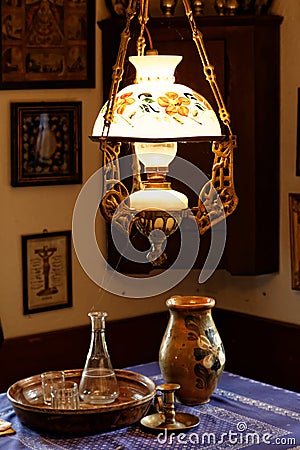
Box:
(92, 55, 221, 141)
(129, 188, 188, 211)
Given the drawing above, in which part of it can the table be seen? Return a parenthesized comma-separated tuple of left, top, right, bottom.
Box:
(0, 362, 299, 449)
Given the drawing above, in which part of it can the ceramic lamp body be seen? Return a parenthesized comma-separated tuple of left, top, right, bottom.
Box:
(129, 188, 188, 211)
(159, 296, 225, 405)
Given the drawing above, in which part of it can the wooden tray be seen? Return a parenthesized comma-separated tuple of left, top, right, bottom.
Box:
(7, 369, 155, 436)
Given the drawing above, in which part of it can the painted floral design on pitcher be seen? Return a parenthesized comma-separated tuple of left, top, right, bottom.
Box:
(185, 315, 225, 391)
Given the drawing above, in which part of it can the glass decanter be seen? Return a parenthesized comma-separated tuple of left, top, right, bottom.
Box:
(79, 311, 119, 404)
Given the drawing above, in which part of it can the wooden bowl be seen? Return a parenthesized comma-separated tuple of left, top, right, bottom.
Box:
(7, 369, 155, 436)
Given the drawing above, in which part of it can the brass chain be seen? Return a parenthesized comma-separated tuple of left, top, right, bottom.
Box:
(181, 0, 232, 135)
(101, 0, 137, 138)
(137, 0, 150, 56)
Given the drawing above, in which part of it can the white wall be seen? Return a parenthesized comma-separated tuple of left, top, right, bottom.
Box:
(0, 0, 299, 340)
(0, 1, 168, 339)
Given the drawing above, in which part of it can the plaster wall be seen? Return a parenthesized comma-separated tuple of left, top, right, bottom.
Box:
(0, 0, 299, 339)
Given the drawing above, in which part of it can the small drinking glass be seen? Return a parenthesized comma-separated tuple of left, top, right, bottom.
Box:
(41, 371, 65, 405)
(51, 381, 80, 410)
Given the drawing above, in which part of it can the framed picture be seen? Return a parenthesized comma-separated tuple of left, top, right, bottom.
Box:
(11, 101, 82, 187)
(297, 89, 300, 176)
(289, 193, 300, 290)
(0, 0, 95, 90)
(22, 230, 73, 314)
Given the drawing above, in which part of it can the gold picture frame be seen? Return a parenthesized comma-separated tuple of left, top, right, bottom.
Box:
(289, 193, 300, 290)
(1, 0, 95, 89)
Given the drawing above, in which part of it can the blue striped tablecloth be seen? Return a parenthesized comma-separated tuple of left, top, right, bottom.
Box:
(0, 362, 299, 449)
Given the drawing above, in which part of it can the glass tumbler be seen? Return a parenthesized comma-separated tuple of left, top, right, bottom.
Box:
(51, 381, 80, 410)
(41, 371, 65, 405)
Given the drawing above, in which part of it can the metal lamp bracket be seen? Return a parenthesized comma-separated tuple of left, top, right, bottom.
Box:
(97, 0, 238, 258)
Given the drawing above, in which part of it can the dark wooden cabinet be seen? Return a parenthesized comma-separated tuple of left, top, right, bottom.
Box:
(98, 14, 282, 275)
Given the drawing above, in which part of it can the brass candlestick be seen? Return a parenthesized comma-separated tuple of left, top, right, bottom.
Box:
(140, 383, 200, 431)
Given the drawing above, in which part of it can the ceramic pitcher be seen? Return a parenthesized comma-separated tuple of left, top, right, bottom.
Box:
(159, 295, 225, 405)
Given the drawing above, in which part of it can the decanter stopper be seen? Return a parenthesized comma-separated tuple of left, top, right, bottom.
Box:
(79, 311, 119, 404)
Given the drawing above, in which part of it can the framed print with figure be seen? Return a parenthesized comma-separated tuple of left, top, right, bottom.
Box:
(11, 101, 82, 187)
(0, 0, 95, 89)
(22, 230, 73, 314)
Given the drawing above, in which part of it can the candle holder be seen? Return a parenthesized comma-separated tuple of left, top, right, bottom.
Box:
(140, 383, 199, 431)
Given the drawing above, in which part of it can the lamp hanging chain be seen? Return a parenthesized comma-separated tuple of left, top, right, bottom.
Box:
(179, 0, 238, 231)
(101, 0, 137, 138)
(181, 0, 232, 135)
(99, 0, 138, 221)
(137, 0, 150, 56)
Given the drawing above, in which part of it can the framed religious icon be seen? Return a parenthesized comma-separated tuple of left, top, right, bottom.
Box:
(0, 0, 95, 89)
(289, 193, 300, 290)
(11, 101, 82, 186)
(22, 230, 73, 314)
